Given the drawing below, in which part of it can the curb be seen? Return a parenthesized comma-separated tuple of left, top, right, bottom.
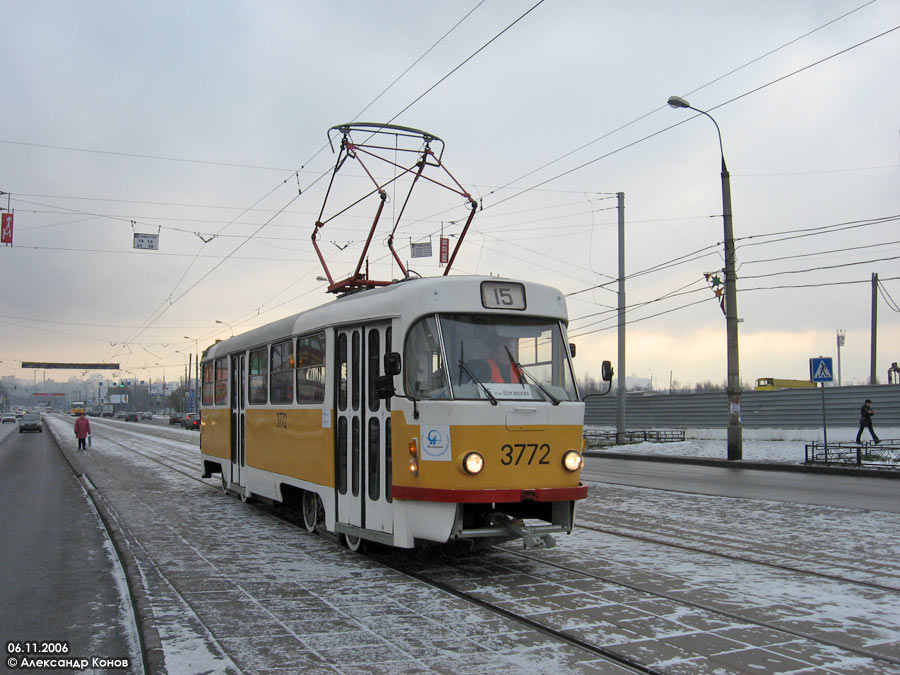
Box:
(583, 450, 900, 479)
(46, 418, 167, 674)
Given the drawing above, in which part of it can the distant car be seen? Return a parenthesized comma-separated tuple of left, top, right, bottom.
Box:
(169, 413, 184, 425)
(124, 411, 140, 422)
(1, 413, 16, 424)
(183, 413, 200, 430)
(19, 413, 43, 433)
(115, 411, 127, 419)
(141, 411, 153, 420)
(15, 410, 25, 419)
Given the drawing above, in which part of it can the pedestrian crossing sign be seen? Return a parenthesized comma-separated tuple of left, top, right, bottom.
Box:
(809, 356, 833, 383)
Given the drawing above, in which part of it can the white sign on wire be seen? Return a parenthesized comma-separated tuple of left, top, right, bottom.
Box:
(133, 233, 159, 250)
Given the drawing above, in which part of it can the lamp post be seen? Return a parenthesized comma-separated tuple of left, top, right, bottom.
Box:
(668, 95, 742, 460)
(184, 336, 199, 412)
(215, 320, 234, 338)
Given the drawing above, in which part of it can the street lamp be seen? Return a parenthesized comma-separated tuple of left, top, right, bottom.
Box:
(215, 320, 234, 338)
(668, 95, 742, 460)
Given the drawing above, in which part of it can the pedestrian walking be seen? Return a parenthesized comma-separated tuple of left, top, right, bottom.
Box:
(855, 398, 879, 444)
(74, 412, 91, 451)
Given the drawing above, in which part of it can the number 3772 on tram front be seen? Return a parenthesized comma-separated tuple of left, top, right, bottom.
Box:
(199, 275, 611, 551)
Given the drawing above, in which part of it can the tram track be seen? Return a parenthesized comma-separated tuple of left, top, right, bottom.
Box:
(74, 423, 900, 673)
(575, 522, 900, 594)
(493, 544, 900, 669)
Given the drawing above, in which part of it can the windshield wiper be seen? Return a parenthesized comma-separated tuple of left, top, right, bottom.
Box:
(458, 358, 498, 406)
(505, 346, 560, 405)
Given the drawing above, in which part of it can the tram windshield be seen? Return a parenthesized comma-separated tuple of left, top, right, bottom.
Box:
(403, 314, 578, 402)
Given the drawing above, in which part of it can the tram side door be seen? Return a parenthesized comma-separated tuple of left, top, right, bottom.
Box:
(230, 353, 246, 488)
(334, 322, 393, 535)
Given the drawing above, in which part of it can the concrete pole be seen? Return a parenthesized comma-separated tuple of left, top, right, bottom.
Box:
(870, 273, 878, 384)
(616, 192, 626, 444)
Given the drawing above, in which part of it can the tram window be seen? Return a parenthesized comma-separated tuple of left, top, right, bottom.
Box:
(351, 417, 360, 497)
(384, 417, 392, 503)
(248, 347, 268, 405)
(367, 330, 380, 413)
(403, 316, 449, 399)
(385, 328, 392, 412)
(337, 333, 347, 411)
(368, 418, 380, 501)
(215, 358, 228, 405)
(352, 331, 360, 412)
(270, 339, 295, 405)
(297, 332, 326, 404)
(201, 362, 215, 406)
(337, 417, 347, 494)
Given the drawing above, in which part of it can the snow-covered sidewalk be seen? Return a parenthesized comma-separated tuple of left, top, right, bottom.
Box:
(586, 426, 900, 464)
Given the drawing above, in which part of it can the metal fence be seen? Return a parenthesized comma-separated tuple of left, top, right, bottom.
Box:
(804, 440, 900, 468)
(584, 384, 900, 429)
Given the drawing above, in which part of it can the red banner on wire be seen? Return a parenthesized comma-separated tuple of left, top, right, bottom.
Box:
(1, 213, 12, 244)
(439, 237, 449, 264)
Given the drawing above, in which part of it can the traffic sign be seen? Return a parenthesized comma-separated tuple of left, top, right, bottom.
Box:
(809, 357, 833, 383)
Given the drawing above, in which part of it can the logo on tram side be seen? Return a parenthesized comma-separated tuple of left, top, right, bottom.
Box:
(421, 425, 452, 461)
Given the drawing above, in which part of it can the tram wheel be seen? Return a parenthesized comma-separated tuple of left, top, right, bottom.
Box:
(342, 533, 365, 553)
(301, 491, 321, 533)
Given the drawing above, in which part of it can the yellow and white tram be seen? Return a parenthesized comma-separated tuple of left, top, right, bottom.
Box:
(200, 275, 597, 550)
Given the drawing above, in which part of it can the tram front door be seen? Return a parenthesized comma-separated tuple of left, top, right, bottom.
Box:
(334, 323, 393, 537)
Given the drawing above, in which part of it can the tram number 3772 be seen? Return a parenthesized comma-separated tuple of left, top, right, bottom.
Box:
(500, 443, 551, 466)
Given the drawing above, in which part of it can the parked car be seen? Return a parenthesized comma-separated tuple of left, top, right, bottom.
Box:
(1, 412, 16, 424)
(19, 412, 43, 433)
(169, 413, 184, 425)
(114, 411, 126, 419)
(183, 413, 200, 430)
(124, 411, 140, 422)
(141, 411, 153, 420)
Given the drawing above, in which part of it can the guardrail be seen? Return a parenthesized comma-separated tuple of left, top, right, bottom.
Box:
(804, 440, 900, 469)
(584, 429, 685, 447)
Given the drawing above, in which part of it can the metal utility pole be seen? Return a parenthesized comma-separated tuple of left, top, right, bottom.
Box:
(616, 192, 626, 445)
(836, 329, 845, 386)
(870, 273, 878, 384)
(668, 95, 742, 460)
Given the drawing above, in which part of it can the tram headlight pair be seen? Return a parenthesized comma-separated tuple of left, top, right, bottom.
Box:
(462, 452, 484, 475)
(409, 438, 419, 476)
(562, 450, 583, 472)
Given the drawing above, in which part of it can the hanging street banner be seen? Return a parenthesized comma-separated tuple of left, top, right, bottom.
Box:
(133, 233, 159, 250)
(440, 237, 449, 264)
(22, 362, 120, 370)
(1, 213, 13, 244)
(410, 240, 432, 258)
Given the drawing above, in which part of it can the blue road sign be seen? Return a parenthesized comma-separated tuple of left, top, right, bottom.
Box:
(809, 357, 834, 383)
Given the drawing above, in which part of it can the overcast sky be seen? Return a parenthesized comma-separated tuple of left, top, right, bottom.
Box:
(1, 1, 898, 391)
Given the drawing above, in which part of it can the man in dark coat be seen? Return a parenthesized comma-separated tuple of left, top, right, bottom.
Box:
(855, 399, 879, 444)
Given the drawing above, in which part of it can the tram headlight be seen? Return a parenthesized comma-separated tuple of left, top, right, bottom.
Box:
(462, 452, 484, 475)
(562, 450, 583, 472)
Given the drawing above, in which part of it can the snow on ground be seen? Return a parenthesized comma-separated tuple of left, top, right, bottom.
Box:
(586, 426, 900, 463)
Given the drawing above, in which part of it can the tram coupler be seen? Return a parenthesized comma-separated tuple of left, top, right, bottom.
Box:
(487, 513, 557, 550)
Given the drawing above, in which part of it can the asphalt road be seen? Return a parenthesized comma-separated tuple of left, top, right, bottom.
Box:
(0, 420, 139, 668)
(582, 456, 900, 513)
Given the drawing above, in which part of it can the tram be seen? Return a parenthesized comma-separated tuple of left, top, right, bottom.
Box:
(199, 275, 608, 550)
(69, 401, 86, 416)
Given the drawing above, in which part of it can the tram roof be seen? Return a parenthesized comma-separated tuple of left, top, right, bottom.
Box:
(204, 275, 568, 360)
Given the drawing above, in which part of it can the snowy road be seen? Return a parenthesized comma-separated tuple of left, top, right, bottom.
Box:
(44, 416, 900, 673)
